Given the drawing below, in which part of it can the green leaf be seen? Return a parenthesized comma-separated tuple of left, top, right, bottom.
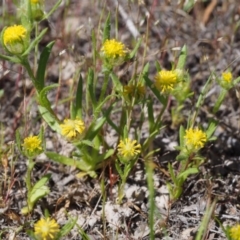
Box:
(195, 198, 217, 240)
(87, 68, 97, 109)
(38, 84, 60, 132)
(183, 0, 196, 12)
(29, 174, 51, 204)
(75, 221, 91, 239)
(103, 13, 111, 42)
(58, 218, 77, 238)
(206, 119, 217, 139)
(30, 185, 50, 204)
(43, 0, 62, 20)
(38, 84, 58, 110)
(45, 152, 94, 173)
(213, 89, 227, 113)
(110, 72, 122, 93)
(115, 160, 124, 177)
(38, 105, 61, 133)
(105, 113, 120, 135)
(129, 38, 141, 59)
(176, 152, 189, 161)
(179, 125, 185, 148)
(233, 76, 240, 86)
(176, 45, 187, 70)
(143, 63, 167, 105)
(86, 106, 111, 140)
(21, 13, 31, 31)
(92, 29, 97, 67)
(36, 41, 55, 91)
(21, 28, 48, 57)
(196, 74, 212, 109)
(94, 94, 114, 118)
(168, 162, 177, 184)
(0, 53, 22, 63)
(102, 149, 115, 160)
(142, 129, 159, 152)
(147, 99, 154, 133)
(72, 73, 83, 119)
(177, 168, 199, 181)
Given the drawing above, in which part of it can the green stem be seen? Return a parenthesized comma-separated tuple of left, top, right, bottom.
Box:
(153, 98, 168, 131)
(99, 71, 110, 104)
(117, 177, 126, 204)
(34, 22, 39, 75)
(146, 160, 155, 240)
(21, 58, 41, 93)
(26, 158, 35, 194)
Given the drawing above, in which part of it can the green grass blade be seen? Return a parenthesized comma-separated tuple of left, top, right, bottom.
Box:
(129, 38, 141, 59)
(43, 0, 62, 20)
(72, 73, 83, 119)
(103, 13, 111, 42)
(87, 68, 97, 109)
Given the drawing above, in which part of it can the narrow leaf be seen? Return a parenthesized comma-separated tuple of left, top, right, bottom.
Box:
(176, 45, 187, 70)
(21, 28, 48, 57)
(58, 218, 77, 238)
(72, 73, 83, 119)
(103, 13, 111, 42)
(129, 38, 141, 59)
(177, 168, 199, 181)
(43, 0, 62, 20)
(87, 68, 97, 108)
(36, 41, 55, 91)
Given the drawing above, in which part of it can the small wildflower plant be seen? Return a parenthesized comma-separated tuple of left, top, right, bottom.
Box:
(34, 217, 60, 240)
(15, 128, 50, 214)
(116, 137, 141, 203)
(27, 215, 77, 240)
(1, 0, 239, 238)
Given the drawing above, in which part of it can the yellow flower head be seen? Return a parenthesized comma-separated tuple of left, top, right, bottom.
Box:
(184, 128, 207, 151)
(34, 217, 60, 240)
(154, 70, 178, 93)
(101, 39, 127, 59)
(123, 83, 146, 103)
(118, 138, 141, 160)
(229, 224, 240, 240)
(3, 25, 27, 54)
(60, 118, 85, 140)
(22, 136, 42, 156)
(222, 71, 232, 83)
(31, 0, 40, 3)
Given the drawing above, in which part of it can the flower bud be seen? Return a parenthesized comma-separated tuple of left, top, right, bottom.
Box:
(1, 25, 29, 55)
(31, 0, 44, 21)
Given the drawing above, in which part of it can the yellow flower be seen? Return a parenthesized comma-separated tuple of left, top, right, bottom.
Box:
(154, 70, 178, 93)
(184, 128, 207, 151)
(222, 71, 232, 83)
(60, 118, 85, 140)
(229, 224, 240, 240)
(22, 136, 42, 155)
(101, 39, 127, 59)
(3, 25, 27, 54)
(34, 217, 60, 240)
(123, 83, 145, 103)
(118, 138, 141, 159)
(31, 0, 40, 3)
